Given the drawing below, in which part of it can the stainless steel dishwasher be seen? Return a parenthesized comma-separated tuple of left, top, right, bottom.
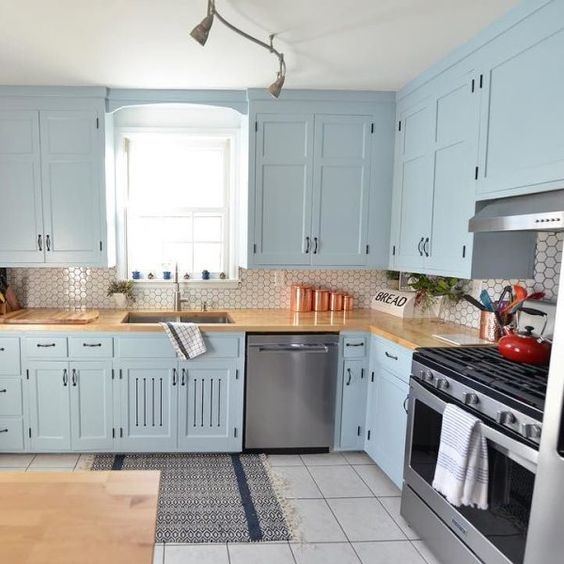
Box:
(245, 334, 339, 451)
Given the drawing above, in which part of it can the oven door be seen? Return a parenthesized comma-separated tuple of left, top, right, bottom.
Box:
(403, 379, 538, 564)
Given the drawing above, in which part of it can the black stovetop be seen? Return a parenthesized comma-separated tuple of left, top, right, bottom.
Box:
(413, 346, 548, 417)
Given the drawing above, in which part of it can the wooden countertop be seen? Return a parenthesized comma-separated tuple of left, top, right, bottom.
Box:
(0, 308, 479, 349)
(0, 470, 160, 564)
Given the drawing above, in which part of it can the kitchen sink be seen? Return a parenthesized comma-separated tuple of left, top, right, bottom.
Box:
(123, 312, 234, 324)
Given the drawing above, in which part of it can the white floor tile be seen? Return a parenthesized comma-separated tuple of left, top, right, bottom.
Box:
(290, 499, 347, 543)
(153, 543, 164, 564)
(328, 498, 406, 542)
(353, 465, 401, 497)
(268, 454, 305, 467)
(0, 467, 26, 472)
(291, 542, 361, 564)
(0, 454, 34, 468)
(378, 497, 420, 540)
(27, 467, 74, 472)
(353, 541, 427, 564)
(309, 465, 373, 498)
(228, 542, 295, 564)
(165, 544, 229, 564)
(301, 453, 348, 466)
(272, 466, 323, 499)
(29, 454, 79, 468)
(342, 452, 374, 465)
(412, 541, 444, 564)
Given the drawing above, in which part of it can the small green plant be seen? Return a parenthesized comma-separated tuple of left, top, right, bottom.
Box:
(385, 270, 400, 281)
(408, 273, 464, 311)
(107, 280, 136, 302)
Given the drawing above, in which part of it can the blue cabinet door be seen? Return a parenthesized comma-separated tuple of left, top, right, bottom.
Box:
(70, 361, 114, 451)
(27, 361, 71, 451)
(427, 70, 480, 277)
(118, 360, 178, 452)
(476, 6, 564, 198)
(253, 114, 314, 265)
(0, 111, 44, 264)
(369, 367, 409, 489)
(178, 360, 243, 452)
(340, 359, 368, 450)
(392, 99, 434, 272)
(311, 115, 372, 266)
(40, 110, 103, 265)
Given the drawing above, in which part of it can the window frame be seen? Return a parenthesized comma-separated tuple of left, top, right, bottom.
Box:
(114, 126, 240, 286)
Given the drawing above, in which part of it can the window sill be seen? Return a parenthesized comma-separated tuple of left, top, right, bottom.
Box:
(131, 279, 241, 289)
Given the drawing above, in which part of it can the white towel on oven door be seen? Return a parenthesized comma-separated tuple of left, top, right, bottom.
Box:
(161, 322, 207, 360)
(432, 403, 489, 510)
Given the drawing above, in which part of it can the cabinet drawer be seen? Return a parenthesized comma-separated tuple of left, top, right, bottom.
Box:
(343, 336, 367, 358)
(24, 337, 68, 358)
(69, 337, 113, 358)
(0, 338, 20, 374)
(0, 418, 24, 451)
(374, 339, 412, 383)
(117, 334, 241, 359)
(0, 378, 23, 416)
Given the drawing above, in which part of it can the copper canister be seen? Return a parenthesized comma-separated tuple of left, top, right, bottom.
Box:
(343, 295, 354, 311)
(329, 292, 344, 311)
(313, 289, 330, 311)
(290, 285, 312, 312)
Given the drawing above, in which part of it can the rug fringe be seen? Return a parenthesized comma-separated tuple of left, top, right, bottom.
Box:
(260, 454, 302, 543)
(75, 454, 96, 471)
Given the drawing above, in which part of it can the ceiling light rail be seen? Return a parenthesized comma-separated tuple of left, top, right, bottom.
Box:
(190, 0, 286, 98)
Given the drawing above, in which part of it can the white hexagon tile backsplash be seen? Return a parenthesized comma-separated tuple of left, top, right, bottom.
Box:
(6, 232, 561, 330)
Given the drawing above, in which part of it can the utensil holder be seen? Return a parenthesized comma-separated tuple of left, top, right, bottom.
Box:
(479, 311, 504, 342)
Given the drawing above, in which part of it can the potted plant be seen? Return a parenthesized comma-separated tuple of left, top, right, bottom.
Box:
(107, 280, 135, 309)
(407, 273, 464, 318)
(385, 270, 401, 290)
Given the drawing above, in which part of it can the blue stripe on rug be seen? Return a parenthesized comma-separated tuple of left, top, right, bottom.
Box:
(230, 454, 263, 541)
(112, 454, 125, 470)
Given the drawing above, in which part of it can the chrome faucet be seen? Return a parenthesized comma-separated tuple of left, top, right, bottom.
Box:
(201, 300, 208, 312)
(173, 264, 190, 311)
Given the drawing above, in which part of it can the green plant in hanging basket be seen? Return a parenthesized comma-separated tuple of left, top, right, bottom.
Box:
(107, 280, 136, 302)
(407, 273, 464, 311)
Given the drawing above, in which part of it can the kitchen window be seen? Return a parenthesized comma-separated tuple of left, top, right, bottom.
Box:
(121, 132, 236, 281)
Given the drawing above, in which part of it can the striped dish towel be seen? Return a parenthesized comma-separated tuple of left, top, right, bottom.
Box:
(432, 404, 489, 510)
(161, 322, 207, 360)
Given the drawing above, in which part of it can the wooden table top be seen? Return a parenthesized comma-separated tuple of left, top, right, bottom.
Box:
(0, 471, 160, 564)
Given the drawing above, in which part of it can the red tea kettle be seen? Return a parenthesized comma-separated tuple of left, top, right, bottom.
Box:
(498, 308, 552, 366)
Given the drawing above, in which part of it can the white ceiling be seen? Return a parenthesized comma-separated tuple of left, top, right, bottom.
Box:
(0, 0, 518, 91)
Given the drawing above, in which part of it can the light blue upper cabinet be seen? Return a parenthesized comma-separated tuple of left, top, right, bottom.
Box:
(476, 2, 564, 199)
(40, 110, 104, 265)
(390, 98, 434, 272)
(0, 111, 44, 264)
(311, 115, 372, 266)
(253, 114, 314, 265)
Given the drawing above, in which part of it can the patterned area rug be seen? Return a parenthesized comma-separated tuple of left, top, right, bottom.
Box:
(89, 453, 292, 544)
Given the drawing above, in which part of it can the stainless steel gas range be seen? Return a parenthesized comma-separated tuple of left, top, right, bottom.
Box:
(401, 346, 548, 564)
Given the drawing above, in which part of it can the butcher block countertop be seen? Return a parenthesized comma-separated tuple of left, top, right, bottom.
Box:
(0, 470, 160, 564)
(0, 308, 479, 349)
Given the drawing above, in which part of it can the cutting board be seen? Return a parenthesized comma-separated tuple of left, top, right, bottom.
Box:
(3, 309, 100, 325)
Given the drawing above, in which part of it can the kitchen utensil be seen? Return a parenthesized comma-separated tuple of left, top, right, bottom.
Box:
(312, 289, 330, 311)
(498, 307, 552, 365)
(329, 292, 344, 311)
(463, 294, 487, 311)
(479, 311, 504, 342)
(512, 284, 528, 301)
(479, 290, 495, 312)
(290, 285, 312, 312)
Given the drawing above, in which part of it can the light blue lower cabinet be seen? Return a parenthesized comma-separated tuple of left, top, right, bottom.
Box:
(178, 360, 244, 452)
(115, 360, 178, 452)
(339, 358, 368, 450)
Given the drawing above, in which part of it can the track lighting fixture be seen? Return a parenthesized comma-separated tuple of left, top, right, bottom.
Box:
(190, 0, 287, 98)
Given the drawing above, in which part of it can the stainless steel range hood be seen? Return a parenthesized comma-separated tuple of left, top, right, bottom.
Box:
(469, 189, 564, 233)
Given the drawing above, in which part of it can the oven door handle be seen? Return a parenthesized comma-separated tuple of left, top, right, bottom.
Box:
(408, 379, 538, 470)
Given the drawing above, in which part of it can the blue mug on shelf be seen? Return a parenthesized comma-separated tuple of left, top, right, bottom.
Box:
(201, 270, 210, 280)
(163, 271, 172, 280)
(132, 271, 141, 280)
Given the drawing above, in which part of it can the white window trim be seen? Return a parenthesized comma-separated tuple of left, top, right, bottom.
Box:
(114, 126, 241, 287)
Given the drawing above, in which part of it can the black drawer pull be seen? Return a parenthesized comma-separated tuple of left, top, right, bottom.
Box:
(0, 428, 8, 433)
(37, 343, 56, 348)
(0, 389, 7, 393)
(385, 351, 398, 360)
(83, 343, 102, 347)
(0, 347, 5, 352)
(346, 368, 352, 386)
(346, 342, 364, 347)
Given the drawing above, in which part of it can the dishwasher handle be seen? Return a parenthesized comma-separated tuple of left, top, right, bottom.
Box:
(254, 343, 335, 353)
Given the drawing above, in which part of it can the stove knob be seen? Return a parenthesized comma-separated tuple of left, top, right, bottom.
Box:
(521, 423, 542, 440)
(423, 371, 435, 384)
(435, 378, 449, 391)
(464, 393, 479, 406)
(496, 411, 516, 426)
